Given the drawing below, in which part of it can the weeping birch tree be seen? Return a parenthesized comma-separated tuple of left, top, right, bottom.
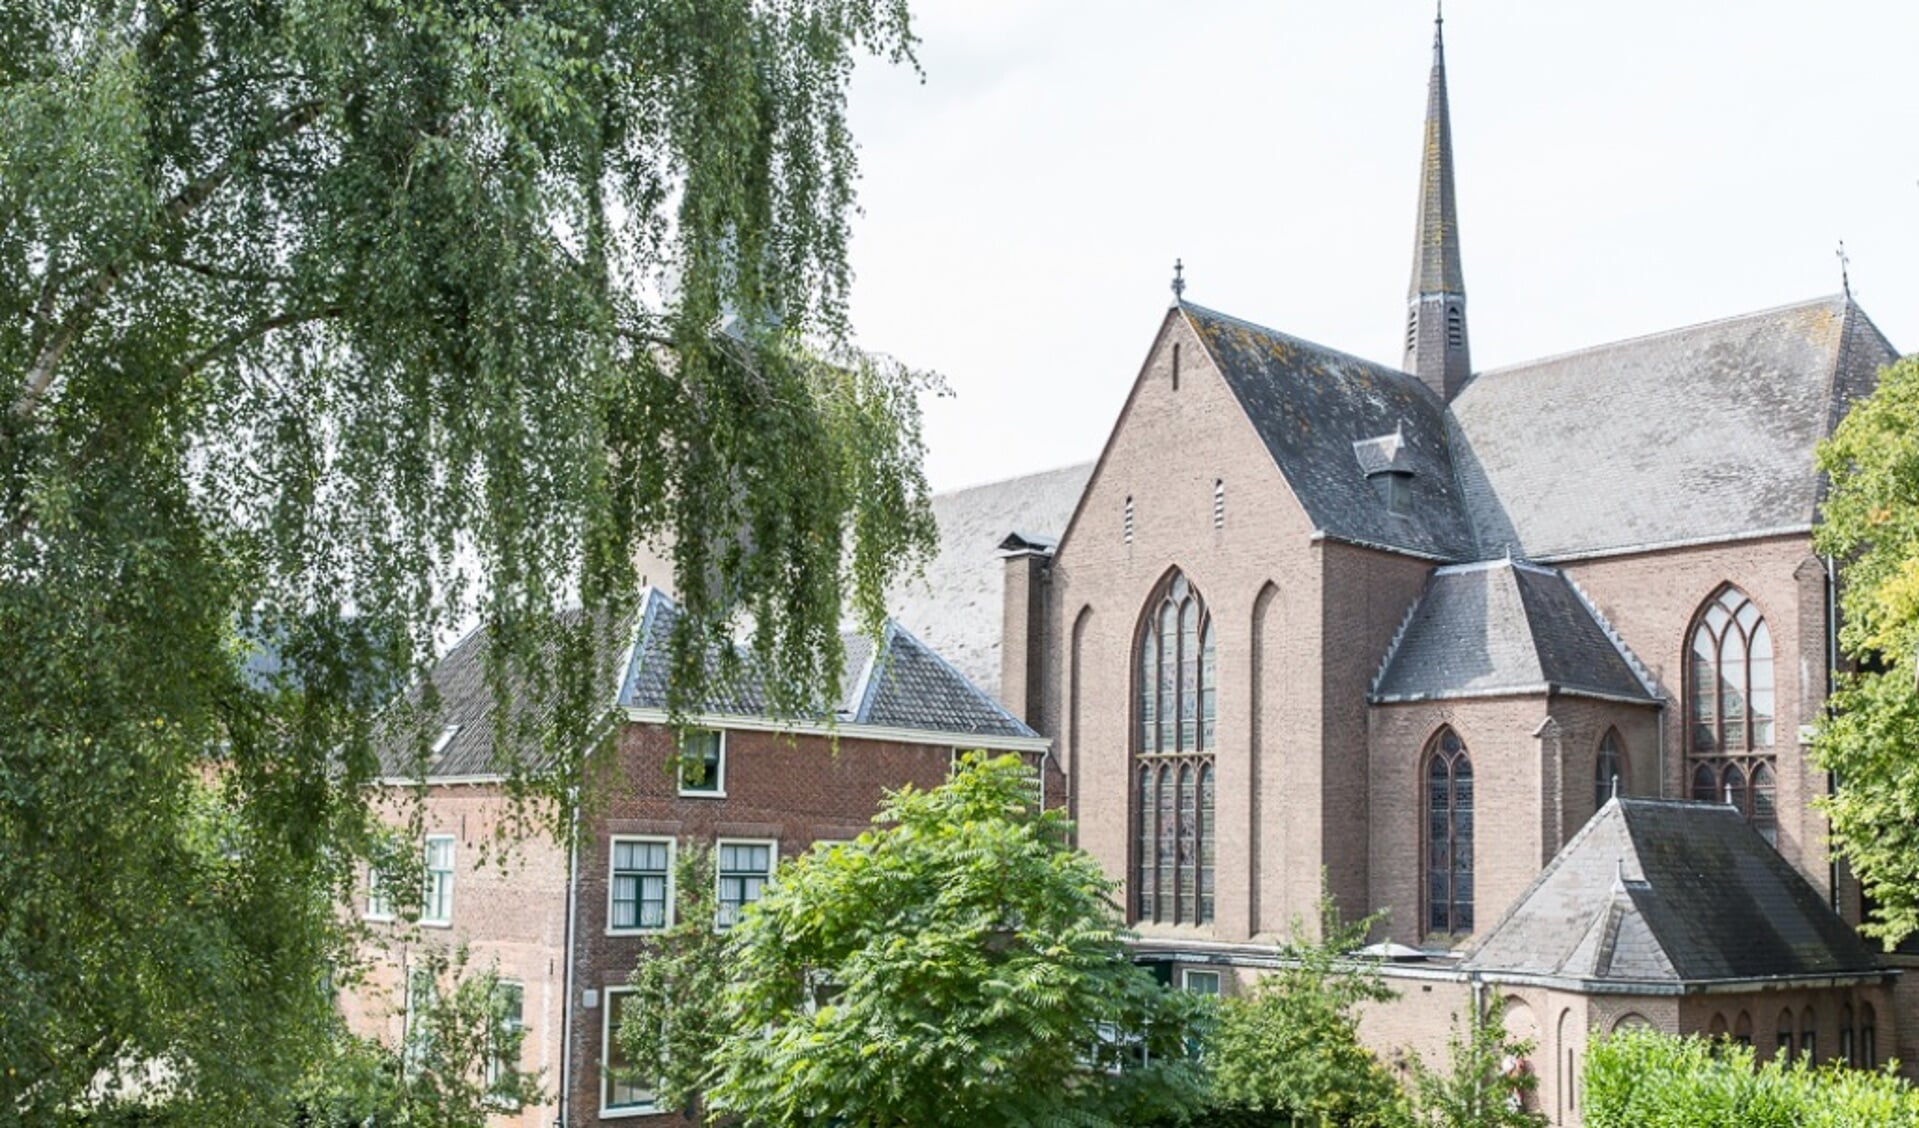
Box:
(0, 0, 933, 1119)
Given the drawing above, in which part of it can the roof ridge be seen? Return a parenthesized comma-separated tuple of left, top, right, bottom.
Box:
(881, 618, 1039, 738)
(1369, 577, 1431, 699)
(842, 621, 887, 723)
(1464, 294, 1850, 383)
(933, 459, 1097, 500)
(1465, 800, 1629, 965)
(1559, 572, 1662, 700)
(1180, 301, 1434, 395)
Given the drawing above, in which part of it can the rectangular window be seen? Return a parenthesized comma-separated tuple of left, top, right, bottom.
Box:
(609, 838, 673, 933)
(421, 835, 455, 926)
(678, 730, 726, 796)
(716, 840, 776, 929)
(404, 966, 437, 1075)
(1181, 969, 1222, 995)
(602, 988, 657, 1116)
(486, 979, 525, 1107)
(366, 866, 393, 921)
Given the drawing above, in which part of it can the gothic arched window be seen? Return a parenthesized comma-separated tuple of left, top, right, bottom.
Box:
(1426, 728, 1474, 936)
(1134, 569, 1216, 925)
(1594, 728, 1625, 812)
(1687, 586, 1777, 843)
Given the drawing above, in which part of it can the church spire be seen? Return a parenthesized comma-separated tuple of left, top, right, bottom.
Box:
(1403, 3, 1471, 400)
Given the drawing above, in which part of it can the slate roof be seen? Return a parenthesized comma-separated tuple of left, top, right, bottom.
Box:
(1410, 18, 1464, 299)
(378, 608, 631, 780)
(1182, 303, 1479, 561)
(618, 588, 1040, 743)
(1371, 558, 1656, 704)
(1450, 297, 1899, 561)
(1466, 798, 1885, 987)
(885, 462, 1091, 701)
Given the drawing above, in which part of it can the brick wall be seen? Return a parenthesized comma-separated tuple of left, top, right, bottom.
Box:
(565, 722, 974, 1125)
(1044, 309, 1328, 944)
(345, 786, 572, 1128)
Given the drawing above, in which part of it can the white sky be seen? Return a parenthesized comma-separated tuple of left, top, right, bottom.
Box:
(841, 1, 1919, 492)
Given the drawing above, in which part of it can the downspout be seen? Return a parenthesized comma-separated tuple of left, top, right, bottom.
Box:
(1826, 554, 1841, 914)
(558, 783, 582, 1127)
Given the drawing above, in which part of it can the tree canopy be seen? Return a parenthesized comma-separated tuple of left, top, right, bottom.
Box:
(634, 754, 1208, 1127)
(0, 0, 932, 1118)
(1815, 354, 1919, 943)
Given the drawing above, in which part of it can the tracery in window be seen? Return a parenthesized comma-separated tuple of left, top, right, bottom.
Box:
(1134, 569, 1215, 925)
(1426, 728, 1474, 936)
(1687, 585, 1777, 843)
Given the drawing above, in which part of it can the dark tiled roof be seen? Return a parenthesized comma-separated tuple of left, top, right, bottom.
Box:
(619, 589, 1039, 743)
(1466, 798, 1883, 986)
(378, 608, 630, 779)
(1409, 20, 1464, 299)
(886, 462, 1091, 701)
(1449, 297, 1899, 561)
(1372, 559, 1655, 703)
(1182, 303, 1478, 561)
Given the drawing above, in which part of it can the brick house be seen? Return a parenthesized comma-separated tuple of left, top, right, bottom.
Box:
(346, 587, 1047, 1127)
(936, 13, 1909, 1127)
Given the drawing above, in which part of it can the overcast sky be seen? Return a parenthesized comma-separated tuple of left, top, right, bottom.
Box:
(839, 1, 1919, 492)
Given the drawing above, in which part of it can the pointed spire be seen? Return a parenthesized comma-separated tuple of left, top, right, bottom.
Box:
(1403, 2, 1471, 400)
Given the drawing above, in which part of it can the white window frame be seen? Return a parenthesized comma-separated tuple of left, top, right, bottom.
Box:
(607, 836, 676, 936)
(714, 838, 778, 931)
(601, 987, 659, 1118)
(421, 834, 455, 927)
(1181, 968, 1223, 995)
(484, 978, 525, 1109)
(676, 729, 727, 797)
(365, 865, 393, 922)
(403, 965, 437, 1076)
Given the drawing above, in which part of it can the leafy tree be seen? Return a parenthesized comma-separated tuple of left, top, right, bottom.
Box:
(291, 946, 544, 1128)
(1584, 1026, 1919, 1128)
(1205, 902, 1412, 1128)
(1407, 997, 1545, 1128)
(696, 754, 1208, 1127)
(619, 842, 730, 1118)
(1815, 355, 1919, 943)
(1, 0, 931, 1118)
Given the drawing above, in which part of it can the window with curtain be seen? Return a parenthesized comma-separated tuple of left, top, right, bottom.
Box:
(1134, 569, 1216, 925)
(1687, 586, 1777, 843)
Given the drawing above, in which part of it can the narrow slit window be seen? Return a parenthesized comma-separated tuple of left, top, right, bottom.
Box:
(1213, 479, 1225, 530)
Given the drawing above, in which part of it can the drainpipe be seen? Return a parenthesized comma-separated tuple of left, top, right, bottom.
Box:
(557, 783, 581, 1127)
(1825, 554, 1841, 914)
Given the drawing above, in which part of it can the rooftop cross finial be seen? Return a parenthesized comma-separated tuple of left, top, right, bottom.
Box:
(1435, 0, 1444, 36)
(1837, 240, 1852, 299)
(1171, 258, 1186, 301)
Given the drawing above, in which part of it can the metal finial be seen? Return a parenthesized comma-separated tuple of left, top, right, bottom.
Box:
(1611, 773, 1620, 801)
(1171, 259, 1186, 301)
(1724, 781, 1735, 807)
(1837, 240, 1852, 300)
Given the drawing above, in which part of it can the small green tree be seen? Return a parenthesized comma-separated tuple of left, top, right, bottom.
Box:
(1206, 901, 1411, 1128)
(1815, 355, 1919, 944)
(292, 946, 544, 1128)
(619, 843, 731, 1117)
(702, 754, 1208, 1127)
(1408, 997, 1545, 1128)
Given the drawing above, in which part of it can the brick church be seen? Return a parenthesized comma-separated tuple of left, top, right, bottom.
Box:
(349, 14, 1909, 1128)
(928, 10, 1908, 1122)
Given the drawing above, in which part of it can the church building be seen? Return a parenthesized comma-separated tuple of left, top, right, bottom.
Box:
(934, 11, 1909, 1123)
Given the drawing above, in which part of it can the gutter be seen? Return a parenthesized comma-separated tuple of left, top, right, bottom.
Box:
(619, 708, 1052, 754)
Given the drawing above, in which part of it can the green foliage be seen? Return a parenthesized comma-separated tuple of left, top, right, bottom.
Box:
(1206, 903, 1411, 1128)
(1815, 355, 1919, 944)
(695, 754, 1208, 1127)
(1, 0, 930, 1118)
(1584, 1027, 1919, 1128)
(1407, 997, 1545, 1128)
(619, 843, 730, 1117)
(290, 946, 544, 1128)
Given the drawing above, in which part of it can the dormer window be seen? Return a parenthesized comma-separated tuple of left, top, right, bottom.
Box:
(1373, 470, 1414, 516)
(1354, 426, 1414, 516)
